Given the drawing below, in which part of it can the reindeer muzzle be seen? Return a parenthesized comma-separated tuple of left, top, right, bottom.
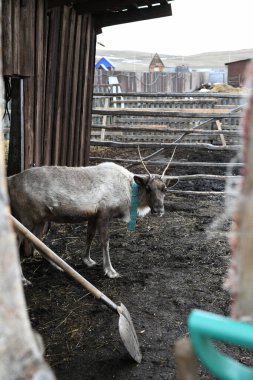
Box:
(151, 207, 164, 217)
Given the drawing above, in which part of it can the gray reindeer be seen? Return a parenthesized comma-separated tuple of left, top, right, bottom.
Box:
(8, 152, 177, 280)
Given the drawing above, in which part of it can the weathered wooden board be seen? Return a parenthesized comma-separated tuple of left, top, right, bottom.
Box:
(3, 2, 96, 171)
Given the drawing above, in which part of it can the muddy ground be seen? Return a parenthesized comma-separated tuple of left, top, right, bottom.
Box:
(23, 147, 253, 379)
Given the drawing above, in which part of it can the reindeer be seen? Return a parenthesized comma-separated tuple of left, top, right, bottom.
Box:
(8, 152, 178, 279)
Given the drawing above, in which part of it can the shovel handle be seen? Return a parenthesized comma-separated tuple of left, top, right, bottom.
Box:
(10, 215, 106, 301)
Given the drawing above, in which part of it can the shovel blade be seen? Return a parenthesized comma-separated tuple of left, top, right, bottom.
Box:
(118, 303, 142, 363)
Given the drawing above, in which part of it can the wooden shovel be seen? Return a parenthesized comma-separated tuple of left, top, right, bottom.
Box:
(10, 215, 142, 364)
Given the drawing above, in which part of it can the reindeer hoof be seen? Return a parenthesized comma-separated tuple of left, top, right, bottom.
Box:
(22, 277, 33, 286)
(104, 268, 121, 278)
(33, 330, 45, 355)
(83, 258, 97, 268)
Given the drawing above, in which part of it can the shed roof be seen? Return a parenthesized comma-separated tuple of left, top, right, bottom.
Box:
(95, 57, 115, 69)
(225, 58, 252, 66)
(149, 53, 165, 67)
(48, 0, 173, 28)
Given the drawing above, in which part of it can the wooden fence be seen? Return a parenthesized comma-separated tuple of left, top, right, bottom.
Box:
(94, 69, 210, 93)
(91, 92, 245, 194)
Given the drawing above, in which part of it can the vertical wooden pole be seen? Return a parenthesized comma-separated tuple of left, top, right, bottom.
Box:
(23, 76, 35, 169)
(12, 0, 20, 75)
(52, 6, 70, 165)
(73, 14, 87, 166)
(34, 0, 47, 167)
(175, 337, 199, 380)
(43, 7, 61, 165)
(76, 15, 96, 167)
(79, 15, 91, 166)
(2, 0, 13, 75)
(0, 0, 55, 377)
(60, 8, 76, 166)
(215, 120, 226, 147)
(67, 14, 82, 166)
(20, 0, 35, 77)
(7, 78, 23, 176)
(227, 62, 253, 320)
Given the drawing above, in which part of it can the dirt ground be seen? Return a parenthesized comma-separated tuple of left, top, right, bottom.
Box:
(23, 147, 253, 379)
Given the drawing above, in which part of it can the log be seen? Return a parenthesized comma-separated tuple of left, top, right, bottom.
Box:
(91, 124, 239, 135)
(166, 174, 241, 181)
(109, 98, 217, 104)
(166, 190, 225, 195)
(90, 140, 241, 151)
(93, 91, 246, 100)
(92, 108, 242, 119)
(89, 156, 244, 168)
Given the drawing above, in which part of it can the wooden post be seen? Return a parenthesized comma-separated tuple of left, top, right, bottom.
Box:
(60, 8, 76, 166)
(0, 1, 55, 378)
(227, 62, 253, 320)
(101, 97, 109, 141)
(43, 7, 61, 165)
(102, 97, 109, 126)
(216, 120, 226, 146)
(175, 337, 199, 380)
(7, 78, 24, 176)
(33, 0, 47, 167)
(66, 14, 82, 166)
(52, 6, 70, 165)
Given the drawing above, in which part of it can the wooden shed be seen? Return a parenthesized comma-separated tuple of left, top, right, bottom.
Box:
(149, 53, 165, 72)
(2, 0, 173, 176)
(225, 58, 252, 88)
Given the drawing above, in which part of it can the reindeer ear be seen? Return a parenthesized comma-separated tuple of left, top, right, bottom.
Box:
(166, 178, 178, 189)
(133, 175, 149, 187)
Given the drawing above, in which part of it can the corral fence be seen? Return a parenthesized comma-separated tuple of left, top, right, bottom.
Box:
(91, 91, 246, 194)
(94, 69, 211, 93)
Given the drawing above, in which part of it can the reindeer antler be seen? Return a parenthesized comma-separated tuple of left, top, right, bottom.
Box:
(161, 146, 177, 179)
(138, 146, 151, 176)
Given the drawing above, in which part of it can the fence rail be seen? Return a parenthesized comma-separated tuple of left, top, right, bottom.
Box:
(93, 91, 245, 109)
(92, 92, 243, 147)
(90, 91, 245, 194)
(92, 108, 242, 119)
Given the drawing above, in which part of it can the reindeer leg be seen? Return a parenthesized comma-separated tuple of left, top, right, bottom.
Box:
(97, 214, 120, 278)
(21, 271, 32, 286)
(32, 223, 63, 273)
(16, 226, 32, 286)
(19, 223, 42, 285)
(82, 217, 97, 267)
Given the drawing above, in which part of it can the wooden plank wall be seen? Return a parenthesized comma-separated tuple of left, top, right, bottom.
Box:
(2, 0, 96, 171)
(2, 0, 36, 76)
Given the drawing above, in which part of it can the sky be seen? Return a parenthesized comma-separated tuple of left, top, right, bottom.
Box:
(97, 0, 253, 56)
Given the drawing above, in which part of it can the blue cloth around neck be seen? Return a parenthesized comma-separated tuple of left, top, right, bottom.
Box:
(127, 182, 139, 231)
